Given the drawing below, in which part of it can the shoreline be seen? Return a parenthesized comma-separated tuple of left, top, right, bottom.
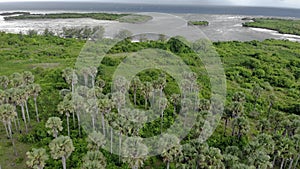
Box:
(0, 11, 300, 42)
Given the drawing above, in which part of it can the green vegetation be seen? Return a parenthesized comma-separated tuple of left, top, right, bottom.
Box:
(3, 12, 128, 21)
(188, 21, 209, 26)
(243, 18, 300, 36)
(0, 31, 299, 169)
(2, 12, 152, 23)
(0, 12, 30, 16)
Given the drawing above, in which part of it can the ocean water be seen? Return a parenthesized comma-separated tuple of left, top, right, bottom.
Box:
(0, 2, 300, 18)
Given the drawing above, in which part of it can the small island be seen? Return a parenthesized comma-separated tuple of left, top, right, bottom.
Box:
(187, 20, 209, 26)
(2, 12, 153, 23)
(0, 11, 30, 16)
(3, 12, 128, 21)
(243, 18, 300, 36)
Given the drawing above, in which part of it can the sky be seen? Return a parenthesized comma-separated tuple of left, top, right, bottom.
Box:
(0, 0, 299, 9)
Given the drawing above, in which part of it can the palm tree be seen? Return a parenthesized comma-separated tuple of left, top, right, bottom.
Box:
(15, 88, 29, 132)
(223, 146, 241, 168)
(0, 104, 17, 155)
(232, 163, 255, 169)
(46, 117, 63, 138)
(122, 137, 148, 169)
(81, 67, 91, 87)
(112, 92, 125, 114)
(49, 135, 74, 169)
(157, 98, 168, 132)
(170, 94, 180, 116)
(141, 82, 153, 109)
(26, 148, 49, 169)
(98, 96, 113, 136)
(180, 79, 191, 99)
(23, 86, 31, 124)
(154, 76, 166, 98)
(198, 99, 210, 112)
(0, 75, 9, 89)
(199, 147, 225, 169)
(86, 131, 106, 151)
(159, 134, 182, 169)
(252, 84, 262, 111)
(62, 67, 78, 93)
(0, 89, 7, 105)
(10, 72, 23, 88)
(293, 134, 300, 169)
(247, 150, 272, 169)
(82, 150, 106, 169)
(267, 94, 276, 119)
(131, 77, 141, 106)
(72, 93, 85, 137)
(232, 92, 246, 103)
(114, 76, 129, 94)
(223, 106, 233, 136)
(89, 66, 98, 88)
(86, 98, 98, 131)
(57, 95, 74, 136)
(232, 116, 250, 139)
(181, 98, 193, 127)
(22, 71, 34, 85)
(255, 134, 275, 155)
(279, 137, 294, 169)
(270, 111, 284, 134)
(6, 88, 21, 132)
(28, 84, 42, 122)
(257, 118, 271, 133)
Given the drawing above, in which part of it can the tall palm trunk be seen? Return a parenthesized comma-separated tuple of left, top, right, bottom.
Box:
(280, 158, 285, 169)
(273, 155, 277, 168)
(167, 161, 170, 169)
(34, 98, 39, 122)
(111, 127, 113, 154)
(76, 112, 81, 137)
(101, 112, 105, 137)
(289, 158, 294, 169)
(25, 100, 30, 124)
(134, 89, 137, 106)
(92, 114, 96, 131)
(16, 113, 21, 133)
(67, 116, 70, 137)
(2, 122, 9, 138)
(62, 156, 67, 169)
(224, 119, 228, 136)
(119, 132, 122, 162)
(161, 110, 164, 133)
(144, 97, 148, 109)
(13, 120, 18, 133)
(8, 121, 17, 156)
(84, 75, 88, 87)
(72, 112, 76, 128)
(21, 104, 28, 133)
(13, 104, 21, 132)
(267, 103, 273, 119)
(294, 154, 300, 169)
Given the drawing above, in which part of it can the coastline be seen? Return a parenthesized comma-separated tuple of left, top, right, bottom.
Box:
(1, 10, 300, 42)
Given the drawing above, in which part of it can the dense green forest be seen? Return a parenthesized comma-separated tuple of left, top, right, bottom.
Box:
(243, 18, 300, 36)
(0, 30, 299, 169)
